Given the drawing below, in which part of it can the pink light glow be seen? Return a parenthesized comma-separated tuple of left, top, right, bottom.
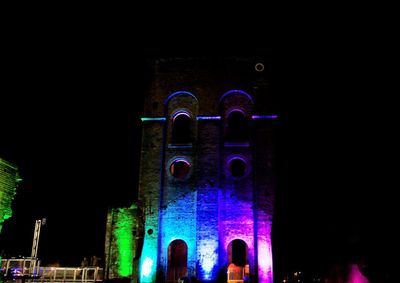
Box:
(258, 241, 273, 283)
(346, 264, 369, 283)
(172, 111, 191, 122)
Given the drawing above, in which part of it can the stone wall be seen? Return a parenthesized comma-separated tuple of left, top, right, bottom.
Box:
(104, 205, 139, 280)
(138, 57, 276, 283)
(0, 158, 20, 234)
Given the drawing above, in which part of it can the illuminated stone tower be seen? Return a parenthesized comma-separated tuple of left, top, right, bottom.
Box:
(137, 57, 277, 283)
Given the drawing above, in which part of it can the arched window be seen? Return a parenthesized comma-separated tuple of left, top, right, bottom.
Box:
(220, 90, 253, 144)
(225, 110, 249, 143)
(171, 112, 192, 144)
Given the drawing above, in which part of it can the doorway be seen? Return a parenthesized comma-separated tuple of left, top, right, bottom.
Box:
(167, 240, 188, 282)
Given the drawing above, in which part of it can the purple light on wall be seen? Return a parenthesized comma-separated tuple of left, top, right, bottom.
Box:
(226, 155, 246, 164)
(224, 142, 250, 147)
(251, 115, 278, 119)
(256, 210, 273, 283)
(347, 264, 370, 283)
(227, 108, 246, 116)
(257, 240, 273, 283)
(226, 155, 249, 179)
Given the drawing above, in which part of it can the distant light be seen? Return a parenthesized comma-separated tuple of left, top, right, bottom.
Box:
(252, 115, 278, 119)
(141, 117, 166, 122)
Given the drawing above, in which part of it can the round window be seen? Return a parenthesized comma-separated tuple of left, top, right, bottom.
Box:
(229, 158, 246, 178)
(170, 159, 191, 179)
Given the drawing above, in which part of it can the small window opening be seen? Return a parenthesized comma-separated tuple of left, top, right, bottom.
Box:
(229, 158, 246, 178)
(170, 159, 191, 179)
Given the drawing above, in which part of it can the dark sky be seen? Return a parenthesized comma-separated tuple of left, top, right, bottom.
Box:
(0, 48, 147, 265)
(0, 21, 397, 279)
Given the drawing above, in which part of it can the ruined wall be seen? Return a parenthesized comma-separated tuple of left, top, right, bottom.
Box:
(0, 158, 20, 234)
(138, 119, 164, 283)
(104, 205, 139, 280)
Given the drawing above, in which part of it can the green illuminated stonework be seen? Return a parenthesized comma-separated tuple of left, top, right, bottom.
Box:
(104, 204, 142, 280)
(0, 158, 20, 234)
(0, 158, 20, 283)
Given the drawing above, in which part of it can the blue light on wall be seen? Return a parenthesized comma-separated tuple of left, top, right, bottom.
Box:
(220, 89, 254, 103)
(160, 193, 197, 279)
(198, 239, 218, 280)
(164, 91, 198, 105)
(139, 229, 157, 282)
(197, 116, 221, 120)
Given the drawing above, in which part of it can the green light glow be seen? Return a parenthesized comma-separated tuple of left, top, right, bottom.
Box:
(140, 117, 166, 122)
(0, 158, 20, 235)
(114, 207, 135, 277)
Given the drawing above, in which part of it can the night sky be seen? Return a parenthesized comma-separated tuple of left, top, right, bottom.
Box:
(0, 23, 397, 280)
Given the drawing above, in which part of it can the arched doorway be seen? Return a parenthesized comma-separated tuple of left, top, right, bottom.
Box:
(167, 240, 188, 282)
(227, 239, 249, 282)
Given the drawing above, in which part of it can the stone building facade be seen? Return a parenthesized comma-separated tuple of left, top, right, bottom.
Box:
(105, 57, 277, 283)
